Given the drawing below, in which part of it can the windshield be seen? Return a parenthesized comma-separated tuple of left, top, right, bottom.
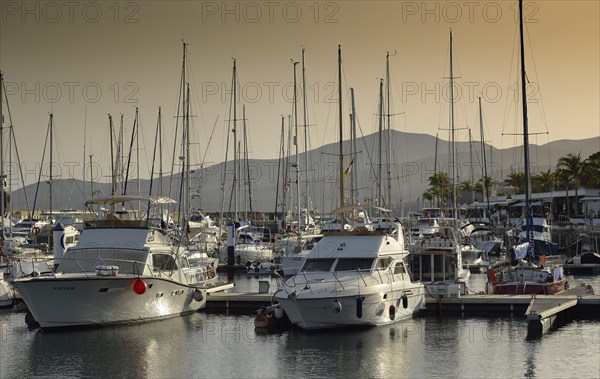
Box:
(301, 258, 335, 272)
(334, 258, 374, 272)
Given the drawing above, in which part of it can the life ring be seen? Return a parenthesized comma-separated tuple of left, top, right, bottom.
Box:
(463, 236, 470, 245)
(32, 227, 41, 236)
(206, 265, 215, 279)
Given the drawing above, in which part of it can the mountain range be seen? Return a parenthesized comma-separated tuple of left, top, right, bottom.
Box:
(7, 130, 599, 217)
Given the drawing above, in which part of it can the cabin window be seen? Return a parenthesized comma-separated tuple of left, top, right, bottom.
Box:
(152, 253, 177, 271)
(301, 258, 335, 272)
(178, 257, 190, 269)
(65, 236, 74, 244)
(375, 257, 393, 270)
(394, 263, 405, 275)
(334, 258, 374, 272)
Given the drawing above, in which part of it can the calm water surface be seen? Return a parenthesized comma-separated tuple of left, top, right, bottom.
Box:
(1, 274, 598, 378)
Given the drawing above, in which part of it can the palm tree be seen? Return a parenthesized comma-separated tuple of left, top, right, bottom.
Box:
(583, 152, 600, 188)
(505, 171, 525, 194)
(532, 170, 555, 193)
(555, 169, 571, 217)
(474, 176, 494, 198)
(426, 172, 451, 207)
(458, 180, 474, 204)
(557, 152, 586, 216)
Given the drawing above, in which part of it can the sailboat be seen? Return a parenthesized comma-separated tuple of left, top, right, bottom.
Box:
(218, 59, 273, 265)
(273, 46, 425, 330)
(409, 32, 471, 297)
(0, 71, 14, 307)
(487, 0, 566, 295)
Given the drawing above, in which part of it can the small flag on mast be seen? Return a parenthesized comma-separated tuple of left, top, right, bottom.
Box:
(343, 158, 355, 177)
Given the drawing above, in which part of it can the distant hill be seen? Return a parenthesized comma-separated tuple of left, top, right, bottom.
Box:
(8, 131, 598, 216)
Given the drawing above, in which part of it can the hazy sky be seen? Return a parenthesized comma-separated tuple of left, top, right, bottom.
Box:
(1, 0, 598, 187)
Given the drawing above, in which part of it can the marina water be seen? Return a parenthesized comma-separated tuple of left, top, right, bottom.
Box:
(1, 273, 599, 378)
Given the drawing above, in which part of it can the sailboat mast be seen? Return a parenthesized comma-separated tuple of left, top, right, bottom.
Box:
(519, 0, 532, 245)
(350, 87, 358, 206)
(0, 72, 4, 230)
(468, 128, 474, 202)
(49, 113, 53, 222)
(232, 59, 238, 222)
(159, 107, 163, 196)
(243, 105, 253, 221)
(0, 71, 4, 235)
(292, 60, 301, 231)
(479, 97, 491, 223)
(337, 45, 344, 209)
(377, 78, 383, 207)
(449, 30, 457, 218)
(274, 116, 284, 222)
(109, 115, 115, 196)
(385, 51, 392, 212)
(89, 154, 94, 201)
(301, 48, 310, 223)
(184, 83, 191, 239)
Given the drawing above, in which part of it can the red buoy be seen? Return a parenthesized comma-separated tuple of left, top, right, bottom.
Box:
(133, 279, 147, 295)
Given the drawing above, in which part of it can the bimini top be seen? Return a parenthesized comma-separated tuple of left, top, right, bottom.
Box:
(85, 195, 177, 207)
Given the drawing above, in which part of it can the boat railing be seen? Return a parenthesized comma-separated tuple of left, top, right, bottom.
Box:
(281, 268, 388, 293)
(11, 256, 56, 279)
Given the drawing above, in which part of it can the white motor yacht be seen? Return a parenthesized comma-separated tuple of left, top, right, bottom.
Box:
(274, 220, 425, 330)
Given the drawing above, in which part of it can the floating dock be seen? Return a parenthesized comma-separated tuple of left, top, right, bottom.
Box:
(206, 285, 600, 334)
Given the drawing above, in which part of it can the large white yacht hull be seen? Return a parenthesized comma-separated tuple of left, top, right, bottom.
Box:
(276, 285, 425, 330)
(14, 275, 206, 329)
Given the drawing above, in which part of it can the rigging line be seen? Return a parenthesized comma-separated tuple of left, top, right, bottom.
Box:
(200, 115, 220, 169)
(355, 115, 378, 186)
(501, 21, 520, 134)
(436, 39, 452, 136)
(318, 58, 338, 149)
(169, 42, 187, 201)
(2, 81, 32, 215)
(525, 24, 550, 132)
(31, 115, 51, 217)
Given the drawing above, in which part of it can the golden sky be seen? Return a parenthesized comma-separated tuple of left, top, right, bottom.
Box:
(1, 0, 598, 185)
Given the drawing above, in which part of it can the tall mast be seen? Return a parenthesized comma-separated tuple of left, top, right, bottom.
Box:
(377, 78, 384, 207)
(519, 0, 532, 248)
(159, 107, 163, 196)
(184, 82, 191, 240)
(0, 72, 4, 231)
(478, 97, 491, 223)
(232, 58, 238, 222)
(468, 128, 474, 203)
(274, 116, 284, 221)
(350, 88, 358, 206)
(385, 51, 392, 212)
(449, 30, 457, 218)
(243, 105, 253, 221)
(292, 59, 300, 231)
(49, 113, 53, 221)
(109, 115, 115, 196)
(89, 154, 94, 201)
(337, 45, 344, 209)
(169, 41, 187, 201)
(301, 48, 310, 223)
